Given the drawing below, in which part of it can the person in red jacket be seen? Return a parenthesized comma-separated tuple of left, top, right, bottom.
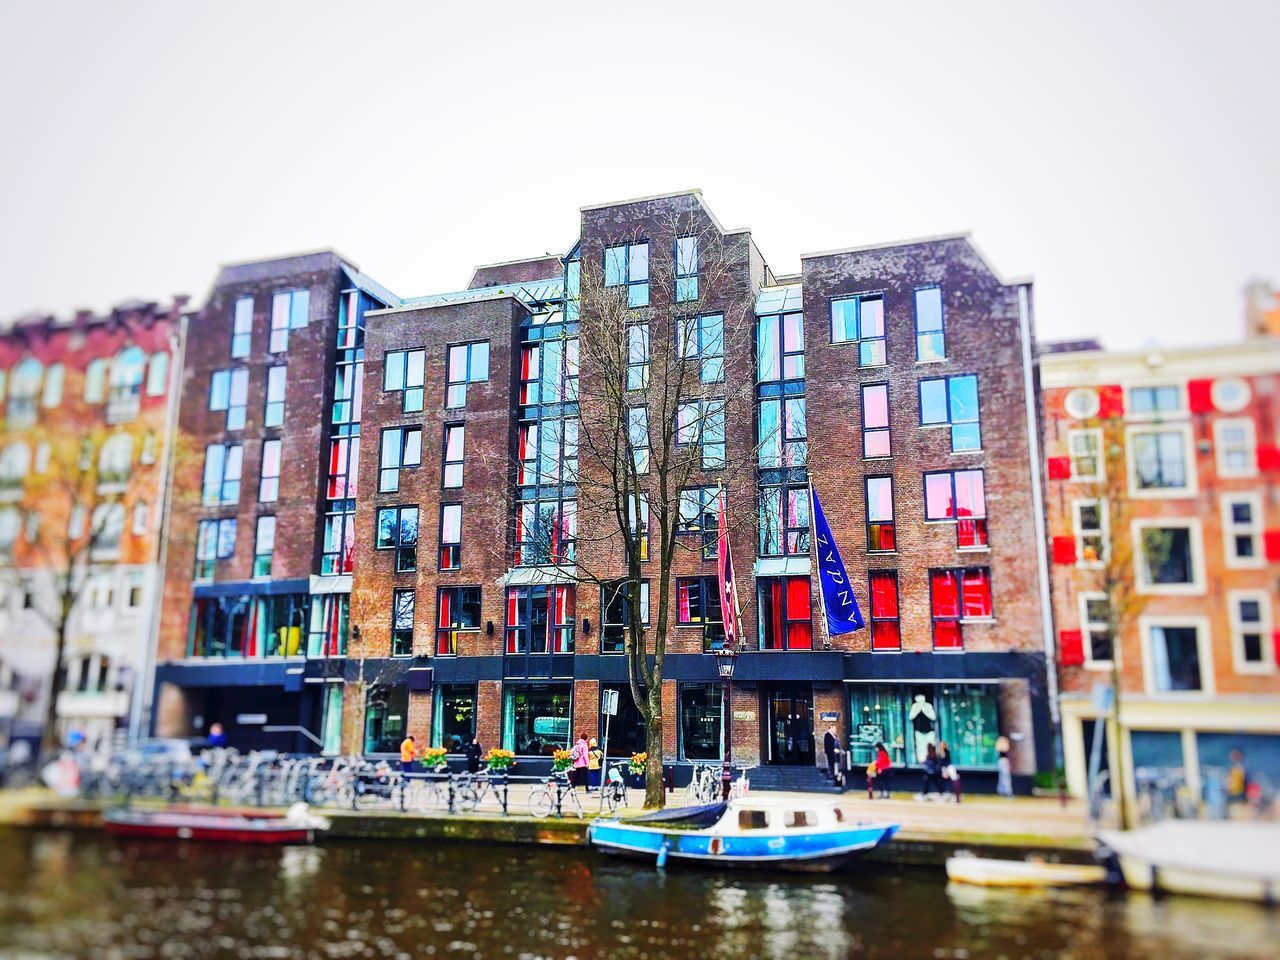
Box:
(874, 742, 893, 799)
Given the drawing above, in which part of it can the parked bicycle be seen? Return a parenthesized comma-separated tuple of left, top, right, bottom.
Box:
(529, 771, 584, 819)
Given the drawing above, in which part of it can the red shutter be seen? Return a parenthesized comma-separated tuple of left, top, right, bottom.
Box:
(1059, 629, 1085, 667)
(1258, 444, 1280, 473)
(1052, 535, 1077, 565)
(1265, 531, 1280, 563)
(1273, 631, 1280, 664)
(1187, 378, 1214, 414)
(1097, 384, 1124, 419)
(1047, 456, 1071, 480)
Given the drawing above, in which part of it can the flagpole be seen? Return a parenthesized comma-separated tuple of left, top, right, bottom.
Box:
(808, 478, 832, 651)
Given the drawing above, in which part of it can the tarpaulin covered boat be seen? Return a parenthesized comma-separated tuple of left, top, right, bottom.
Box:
(102, 803, 329, 845)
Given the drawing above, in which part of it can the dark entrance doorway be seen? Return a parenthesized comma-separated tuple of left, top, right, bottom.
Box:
(766, 683, 815, 765)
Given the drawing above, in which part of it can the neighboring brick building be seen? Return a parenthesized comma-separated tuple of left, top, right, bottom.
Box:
(1040, 338, 1280, 811)
(0, 300, 184, 749)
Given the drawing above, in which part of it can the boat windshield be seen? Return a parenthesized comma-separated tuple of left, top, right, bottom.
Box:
(784, 810, 817, 828)
(834, 808, 845, 822)
(738, 809, 770, 830)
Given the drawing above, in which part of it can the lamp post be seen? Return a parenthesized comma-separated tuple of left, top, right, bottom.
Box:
(714, 642, 737, 800)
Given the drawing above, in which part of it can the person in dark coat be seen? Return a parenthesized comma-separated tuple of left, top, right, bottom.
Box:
(822, 726, 839, 782)
(465, 737, 483, 774)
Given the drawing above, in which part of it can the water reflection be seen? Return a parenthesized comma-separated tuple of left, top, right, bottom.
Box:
(0, 831, 1275, 959)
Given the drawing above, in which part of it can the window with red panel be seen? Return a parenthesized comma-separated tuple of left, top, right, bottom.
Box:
(865, 476, 896, 552)
(923, 469, 987, 548)
(869, 571, 900, 651)
(518, 344, 540, 405)
(758, 576, 813, 650)
(929, 567, 992, 650)
(504, 585, 575, 655)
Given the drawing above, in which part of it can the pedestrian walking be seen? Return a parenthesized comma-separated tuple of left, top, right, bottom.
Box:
(823, 726, 839, 783)
(399, 735, 417, 775)
(465, 737, 483, 774)
(995, 735, 1013, 797)
(919, 743, 943, 799)
(874, 742, 892, 798)
(938, 740, 961, 803)
(587, 737, 603, 793)
(571, 732, 589, 790)
(866, 758, 878, 799)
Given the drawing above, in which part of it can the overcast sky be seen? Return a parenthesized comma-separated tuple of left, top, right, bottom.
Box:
(1, 1, 1276, 348)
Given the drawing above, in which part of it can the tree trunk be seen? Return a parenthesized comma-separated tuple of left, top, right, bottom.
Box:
(643, 683, 665, 809)
(1109, 658, 1130, 829)
(40, 622, 70, 761)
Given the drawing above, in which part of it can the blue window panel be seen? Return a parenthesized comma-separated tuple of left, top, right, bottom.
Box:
(831, 299, 858, 343)
(604, 246, 627, 286)
(920, 379, 948, 424)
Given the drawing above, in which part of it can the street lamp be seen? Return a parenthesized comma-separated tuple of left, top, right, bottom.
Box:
(713, 642, 737, 801)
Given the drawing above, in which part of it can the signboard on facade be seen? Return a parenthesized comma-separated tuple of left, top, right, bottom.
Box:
(602, 689, 619, 716)
(819, 711, 839, 722)
(732, 710, 754, 721)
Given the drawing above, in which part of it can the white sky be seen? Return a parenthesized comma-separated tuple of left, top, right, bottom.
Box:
(1, 1, 1276, 348)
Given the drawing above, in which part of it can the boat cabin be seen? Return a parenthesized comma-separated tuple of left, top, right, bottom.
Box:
(710, 797, 847, 835)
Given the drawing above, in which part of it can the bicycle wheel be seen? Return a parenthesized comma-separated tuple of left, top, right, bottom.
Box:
(529, 784, 554, 818)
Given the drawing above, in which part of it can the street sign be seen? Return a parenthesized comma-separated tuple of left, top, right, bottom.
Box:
(1090, 683, 1113, 712)
(602, 689, 619, 716)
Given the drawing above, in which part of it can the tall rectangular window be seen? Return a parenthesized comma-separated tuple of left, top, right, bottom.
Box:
(628, 491, 650, 562)
(914, 286, 945, 361)
(264, 365, 286, 428)
(676, 577, 725, 651)
(628, 406, 650, 474)
(259, 439, 282, 502)
(505, 586, 575, 654)
(626, 324, 650, 391)
(1147, 623, 1202, 692)
(270, 289, 310, 353)
(675, 236, 698, 302)
(601, 579, 650, 654)
(929, 567, 992, 649)
(1229, 591, 1272, 671)
(677, 313, 724, 383)
(923, 469, 988, 548)
(920, 375, 980, 451)
(1221, 493, 1262, 568)
(757, 397, 807, 469)
(379, 426, 422, 493)
(1214, 418, 1257, 478)
(862, 383, 890, 458)
(326, 436, 358, 499)
(676, 399, 726, 469)
(42, 363, 64, 408)
(322, 503, 356, 576)
(1073, 499, 1106, 566)
(202, 443, 243, 505)
(758, 484, 810, 557)
(209, 368, 249, 430)
(375, 505, 418, 573)
(869, 571, 901, 651)
(678, 486, 718, 560)
(865, 476, 895, 552)
(391, 589, 416, 657)
(757, 576, 812, 650)
(1130, 428, 1190, 491)
(384, 349, 426, 413)
(1137, 524, 1197, 589)
(514, 499, 576, 565)
(604, 242, 649, 308)
(253, 515, 275, 578)
(195, 518, 236, 580)
(442, 424, 465, 488)
(436, 585, 481, 656)
(518, 344, 541, 405)
(1068, 429, 1102, 481)
(232, 297, 253, 358)
(830, 294, 885, 365)
(439, 503, 462, 570)
(434, 683, 477, 749)
(1080, 593, 1112, 664)
(757, 312, 804, 384)
(446, 341, 490, 409)
(679, 683, 723, 761)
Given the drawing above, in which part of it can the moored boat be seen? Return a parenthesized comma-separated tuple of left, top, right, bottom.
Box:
(946, 854, 1107, 888)
(1098, 821, 1280, 903)
(589, 797, 897, 873)
(103, 803, 329, 845)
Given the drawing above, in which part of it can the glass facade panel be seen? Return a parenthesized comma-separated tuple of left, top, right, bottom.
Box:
(679, 683, 723, 761)
(847, 683, 999, 770)
(502, 682, 572, 755)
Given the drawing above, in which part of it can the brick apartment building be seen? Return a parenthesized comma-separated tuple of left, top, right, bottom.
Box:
(1040, 335, 1280, 812)
(0, 300, 184, 749)
(335, 191, 1054, 789)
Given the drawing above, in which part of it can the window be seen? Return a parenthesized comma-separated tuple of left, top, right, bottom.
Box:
(920, 375, 981, 451)
(862, 383, 890, 458)
(263, 366, 287, 428)
(1229, 591, 1273, 673)
(201, 444, 243, 505)
(757, 312, 804, 385)
(627, 490, 650, 562)
(231, 296, 253, 358)
(523, 336, 577, 405)
(132, 500, 148, 536)
(67, 505, 85, 539)
(84, 358, 106, 404)
(505, 586, 575, 655)
(1064, 388, 1101, 420)
(106, 347, 147, 423)
(445, 341, 490, 409)
(364, 683, 408, 754)
(1068, 429, 1103, 481)
(23, 511, 38, 544)
(259, 439, 282, 502)
(830, 295, 885, 365)
(626, 324, 650, 391)
(678, 486, 718, 560)
(1080, 593, 1112, 665)
(679, 683, 723, 761)
(1211, 378, 1251, 412)
(146, 352, 168, 397)
(929, 567, 993, 649)
(442, 424, 465, 488)
(601, 579, 650, 654)
(433, 684, 477, 750)
(675, 236, 698, 302)
(270, 289, 310, 353)
(34, 442, 50, 474)
(869, 571, 901, 651)
(1073, 499, 1107, 566)
(384, 349, 426, 413)
(378, 426, 422, 493)
(0, 442, 29, 493)
(758, 484, 810, 557)
(375, 505, 419, 573)
(1136, 522, 1201, 593)
(125, 571, 144, 610)
(1129, 426, 1193, 493)
(514, 499, 576, 565)
(503, 682, 573, 754)
(677, 577, 725, 650)
(758, 576, 812, 650)
(439, 503, 462, 570)
(757, 396, 807, 469)
(41, 363, 64, 408)
(628, 406, 650, 474)
(7, 358, 41, 425)
(253, 515, 275, 578)
(1129, 385, 1181, 416)
(0, 509, 18, 556)
(1145, 621, 1204, 693)
(98, 434, 133, 489)
(436, 586, 481, 656)
(923, 469, 987, 548)
(1221, 493, 1263, 568)
(326, 436, 359, 500)
(321, 503, 356, 576)
(676, 399, 726, 469)
(209, 368, 249, 430)
(604, 242, 649, 308)
(518, 344, 540, 405)
(677, 313, 724, 383)
(195, 518, 236, 579)
(865, 476, 895, 553)
(1215, 418, 1257, 478)
(914, 286, 945, 361)
(391, 589, 416, 657)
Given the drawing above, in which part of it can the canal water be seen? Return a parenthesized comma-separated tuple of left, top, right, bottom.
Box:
(0, 830, 1276, 959)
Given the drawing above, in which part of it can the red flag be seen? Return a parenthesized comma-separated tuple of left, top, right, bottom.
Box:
(716, 488, 741, 650)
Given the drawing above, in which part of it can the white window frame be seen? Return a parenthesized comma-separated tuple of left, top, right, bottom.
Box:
(1213, 417, 1257, 479)
(1139, 615, 1214, 696)
(1227, 589, 1275, 675)
(1071, 498, 1107, 569)
(1220, 491, 1264, 570)
(1077, 590, 1112, 670)
(1124, 382, 1186, 422)
(1131, 517, 1205, 596)
(1067, 428, 1103, 482)
(1125, 423, 1197, 499)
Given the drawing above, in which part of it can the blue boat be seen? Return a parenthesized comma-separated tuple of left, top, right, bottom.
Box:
(589, 797, 898, 873)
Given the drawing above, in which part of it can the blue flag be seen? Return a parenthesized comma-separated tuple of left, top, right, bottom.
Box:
(811, 485, 865, 636)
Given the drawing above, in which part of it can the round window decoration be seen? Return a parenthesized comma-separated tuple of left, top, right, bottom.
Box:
(1211, 378, 1250, 413)
(1063, 387, 1100, 420)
